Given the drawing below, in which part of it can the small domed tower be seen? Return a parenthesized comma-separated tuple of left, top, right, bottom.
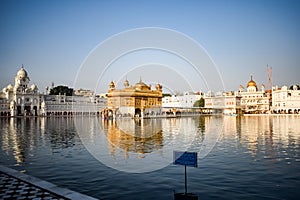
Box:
(261, 84, 265, 92)
(123, 79, 129, 88)
(30, 84, 39, 94)
(155, 83, 162, 92)
(239, 85, 244, 92)
(109, 81, 115, 91)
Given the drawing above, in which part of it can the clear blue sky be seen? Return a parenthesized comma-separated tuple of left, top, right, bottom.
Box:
(1, 0, 299, 93)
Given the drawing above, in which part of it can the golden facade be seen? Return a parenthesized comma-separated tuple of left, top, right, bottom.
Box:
(107, 79, 162, 118)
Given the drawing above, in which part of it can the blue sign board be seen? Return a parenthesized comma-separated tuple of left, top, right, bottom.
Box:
(173, 151, 197, 168)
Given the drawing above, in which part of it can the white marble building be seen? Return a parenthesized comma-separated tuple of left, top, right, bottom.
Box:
(0, 66, 40, 116)
(204, 91, 242, 115)
(162, 92, 202, 108)
(41, 94, 107, 116)
(238, 76, 270, 114)
(272, 85, 300, 114)
(0, 66, 107, 117)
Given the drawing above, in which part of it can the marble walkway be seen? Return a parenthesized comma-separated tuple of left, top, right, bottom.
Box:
(0, 165, 97, 200)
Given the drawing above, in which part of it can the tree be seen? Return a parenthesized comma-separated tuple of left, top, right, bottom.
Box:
(289, 85, 300, 90)
(49, 85, 74, 96)
(193, 97, 205, 107)
(162, 93, 172, 97)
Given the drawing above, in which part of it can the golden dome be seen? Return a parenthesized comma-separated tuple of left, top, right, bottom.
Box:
(155, 83, 162, 90)
(135, 79, 150, 90)
(247, 76, 257, 88)
(109, 81, 115, 89)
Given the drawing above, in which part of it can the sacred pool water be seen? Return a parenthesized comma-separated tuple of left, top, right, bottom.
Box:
(0, 115, 299, 199)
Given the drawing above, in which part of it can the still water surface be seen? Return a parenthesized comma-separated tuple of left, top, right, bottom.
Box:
(0, 116, 300, 199)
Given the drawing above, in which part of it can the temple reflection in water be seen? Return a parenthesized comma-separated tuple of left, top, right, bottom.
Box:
(1, 115, 300, 166)
(101, 118, 163, 159)
(1, 115, 299, 198)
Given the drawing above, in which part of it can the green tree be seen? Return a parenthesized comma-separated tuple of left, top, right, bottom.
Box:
(193, 97, 205, 107)
(49, 85, 74, 96)
(289, 85, 300, 90)
(162, 93, 172, 97)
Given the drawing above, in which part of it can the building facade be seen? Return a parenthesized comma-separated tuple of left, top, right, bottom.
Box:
(0, 66, 106, 117)
(162, 92, 202, 108)
(106, 79, 162, 118)
(271, 85, 300, 114)
(238, 76, 270, 114)
(204, 91, 242, 115)
(41, 94, 107, 116)
(0, 66, 40, 116)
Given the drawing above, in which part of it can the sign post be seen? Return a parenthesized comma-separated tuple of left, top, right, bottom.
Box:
(173, 151, 198, 196)
(185, 164, 187, 194)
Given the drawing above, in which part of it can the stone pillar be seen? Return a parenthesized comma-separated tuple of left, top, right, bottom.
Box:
(141, 108, 144, 118)
(113, 110, 116, 119)
(41, 101, 46, 116)
(31, 104, 34, 116)
(10, 101, 16, 117)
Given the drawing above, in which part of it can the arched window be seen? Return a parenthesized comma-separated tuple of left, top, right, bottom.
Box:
(17, 97, 22, 104)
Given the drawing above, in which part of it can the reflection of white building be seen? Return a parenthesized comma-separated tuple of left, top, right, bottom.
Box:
(204, 91, 242, 115)
(0, 66, 107, 116)
(238, 76, 270, 114)
(271, 85, 300, 114)
(162, 92, 202, 108)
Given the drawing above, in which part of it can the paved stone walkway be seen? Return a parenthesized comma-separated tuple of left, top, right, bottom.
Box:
(0, 165, 98, 200)
(0, 172, 66, 200)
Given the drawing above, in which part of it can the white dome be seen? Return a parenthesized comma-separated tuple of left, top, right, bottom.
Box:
(31, 84, 38, 91)
(7, 84, 13, 91)
(17, 66, 28, 78)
